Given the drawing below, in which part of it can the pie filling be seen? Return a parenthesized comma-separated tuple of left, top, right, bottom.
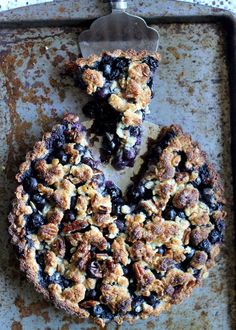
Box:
(9, 115, 225, 327)
(65, 50, 160, 169)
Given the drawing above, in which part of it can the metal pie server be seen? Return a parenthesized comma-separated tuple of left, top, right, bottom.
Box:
(79, 0, 159, 57)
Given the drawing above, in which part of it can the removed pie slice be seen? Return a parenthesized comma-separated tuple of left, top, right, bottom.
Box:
(65, 50, 161, 170)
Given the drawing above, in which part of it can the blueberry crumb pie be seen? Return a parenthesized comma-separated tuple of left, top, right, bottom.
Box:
(65, 50, 161, 170)
(9, 116, 226, 327)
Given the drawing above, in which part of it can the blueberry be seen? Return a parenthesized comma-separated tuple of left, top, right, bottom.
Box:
(198, 164, 210, 186)
(23, 177, 38, 194)
(129, 126, 141, 137)
(198, 239, 211, 254)
(145, 293, 160, 308)
(158, 246, 166, 255)
(63, 210, 76, 222)
(92, 173, 105, 188)
(85, 289, 98, 300)
(192, 268, 201, 279)
(123, 148, 136, 162)
(185, 248, 195, 260)
(70, 195, 77, 209)
(122, 266, 129, 276)
(192, 176, 201, 187)
(215, 219, 225, 233)
(96, 85, 111, 99)
(115, 219, 125, 232)
(82, 157, 96, 168)
(201, 188, 217, 209)
(159, 131, 177, 150)
(87, 261, 102, 278)
(31, 194, 46, 210)
(36, 253, 45, 269)
(102, 133, 116, 154)
(112, 197, 123, 215)
(105, 181, 122, 200)
(45, 272, 71, 289)
(208, 229, 223, 244)
(131, 296, 145, 315)
(102, 64, 112, 79)
(56, 150, 68, 165)
(143, 56, 159, 72)
(114, 57, 130, 71)
(100, 55, 114, 67)
(61, 276, 72, 289)
(162, 208, 176, 220)
(100, 308, 113, 321)
(74, 144, 86, 156)
(152, 269, 164, 280)
(45, 126, 66, 150)
(91, 304, 104, 317)
(177, 211, 186, 219)
(127, 184, 145, 202)
(147, 77, 154, 97)
(112, 155, 127, 170)
(29, 213, 44, 231)
(82, 101, 100, 118)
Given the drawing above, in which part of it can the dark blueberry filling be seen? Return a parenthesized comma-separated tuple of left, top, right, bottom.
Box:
(176, 151, 188, 172)
(145, 293, 160, 308)
(192, 268, 201, 279)
(31, 194, 46, 210)
(142, 56, 159, 72)
(44, 272, 72, 289)
(63, 210, 76, 222)
(85, 288, 99, 300)
(90, 304, 113, 321)
(70, 195, 77, 209)
(198, 164, 211, 186)
(198, 239, 211, 254)
(105, 181, 122, 200)
(92, 172, 105, 188)
(215, 219, 225, 232)
(130, 296, 145, 315)
(158, 246, 166, 255)
(96, 83, 111, 99)
(74, 144, 87, 156)
(45, 126, 66, 151)
(23, 177, 38, 194)
(111, 197, 123, 216)
(82, 101, 100, 118)
(98, 55, 130, 81)
(115, 219, 126, 232)
(26, 212, 45, 233)
(200, 188, 218, 210)
(162, 208, 176, 220)
(208, 229, 223, 244)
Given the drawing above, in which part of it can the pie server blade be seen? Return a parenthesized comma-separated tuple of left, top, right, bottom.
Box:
(78, 0, 159, 57)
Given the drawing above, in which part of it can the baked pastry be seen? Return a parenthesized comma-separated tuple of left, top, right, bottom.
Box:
(65, 50, 161, 169)
(9, 117, 226, 327)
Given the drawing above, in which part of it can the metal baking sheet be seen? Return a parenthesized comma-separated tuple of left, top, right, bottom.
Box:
(0, 1, 235, 329)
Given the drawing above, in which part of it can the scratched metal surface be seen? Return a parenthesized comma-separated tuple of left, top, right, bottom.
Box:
(0, 1, 235, 330)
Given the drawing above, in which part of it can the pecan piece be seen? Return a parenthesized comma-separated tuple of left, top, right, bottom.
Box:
(38, 223, 58, 241)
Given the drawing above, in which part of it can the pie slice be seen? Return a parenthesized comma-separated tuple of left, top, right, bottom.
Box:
(124, 124, 226, 320)
(65, 50, 161, 170)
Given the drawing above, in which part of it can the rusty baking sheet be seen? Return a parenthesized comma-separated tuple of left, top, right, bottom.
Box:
(0, 1, 236, 329)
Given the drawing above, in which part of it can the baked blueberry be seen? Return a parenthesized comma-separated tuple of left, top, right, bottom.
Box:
(65, 50, 160, 169)
(23, 177, 38, 194)
(31, 194, 46, 210)
(198, 239, 211, 254)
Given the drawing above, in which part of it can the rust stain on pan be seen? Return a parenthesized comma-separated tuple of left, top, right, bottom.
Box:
(14, 296, 50, 322)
